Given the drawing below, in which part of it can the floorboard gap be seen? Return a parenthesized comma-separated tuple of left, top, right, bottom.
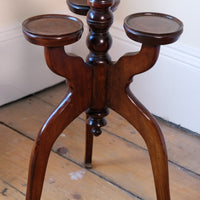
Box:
(0, 178, 26, 197)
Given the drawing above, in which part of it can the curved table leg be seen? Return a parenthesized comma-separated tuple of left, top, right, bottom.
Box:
(26, 90, 88, 200)
(109, 88, 170, 200)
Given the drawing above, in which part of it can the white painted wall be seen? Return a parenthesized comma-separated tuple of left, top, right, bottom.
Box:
(114, 0, 200, 49)
(0, 1, 67, 28)
(0, 1, 200, 134)
(0, 1, 68, 105)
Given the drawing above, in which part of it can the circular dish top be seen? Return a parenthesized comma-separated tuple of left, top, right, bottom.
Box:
(67, 0, 120, 15)
(22, 14, 83, 46)
(124, 12, 183, 45)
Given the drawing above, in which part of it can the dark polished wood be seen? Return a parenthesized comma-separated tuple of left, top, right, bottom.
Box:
(67, 0, 120, 15)
(22, 14, 83, 47)
(124, 12, 183, 45)
(22, 1, 183, 199)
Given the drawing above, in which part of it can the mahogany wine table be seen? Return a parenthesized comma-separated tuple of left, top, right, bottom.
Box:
(22, 1, 183, 199)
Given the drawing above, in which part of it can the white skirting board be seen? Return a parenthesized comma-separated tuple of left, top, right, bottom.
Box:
(1, 22, 200, 134)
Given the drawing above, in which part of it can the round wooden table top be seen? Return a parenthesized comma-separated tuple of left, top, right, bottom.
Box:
(124, 12, 183, 45)
(67, 0, 120, 15)
(22, 14, 83, 47)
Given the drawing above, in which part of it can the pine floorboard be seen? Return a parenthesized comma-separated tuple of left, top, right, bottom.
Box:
(0, 82, 200, 200)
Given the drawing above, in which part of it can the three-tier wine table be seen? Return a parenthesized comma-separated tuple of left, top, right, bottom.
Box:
(22, 0, 183, 199)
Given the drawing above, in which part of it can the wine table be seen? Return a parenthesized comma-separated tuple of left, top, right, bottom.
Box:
(22, 1, 183, 199)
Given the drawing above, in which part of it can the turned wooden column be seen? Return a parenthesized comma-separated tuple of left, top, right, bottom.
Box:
(85, 0, 113, 135)
(22, 1, 183, 199)
(84, 1, 114, 166)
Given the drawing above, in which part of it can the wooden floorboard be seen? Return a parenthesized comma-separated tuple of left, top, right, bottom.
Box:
(0, 124, 136, 200)
(0, 82, 200, 199)
(0, 178, 25, 200)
